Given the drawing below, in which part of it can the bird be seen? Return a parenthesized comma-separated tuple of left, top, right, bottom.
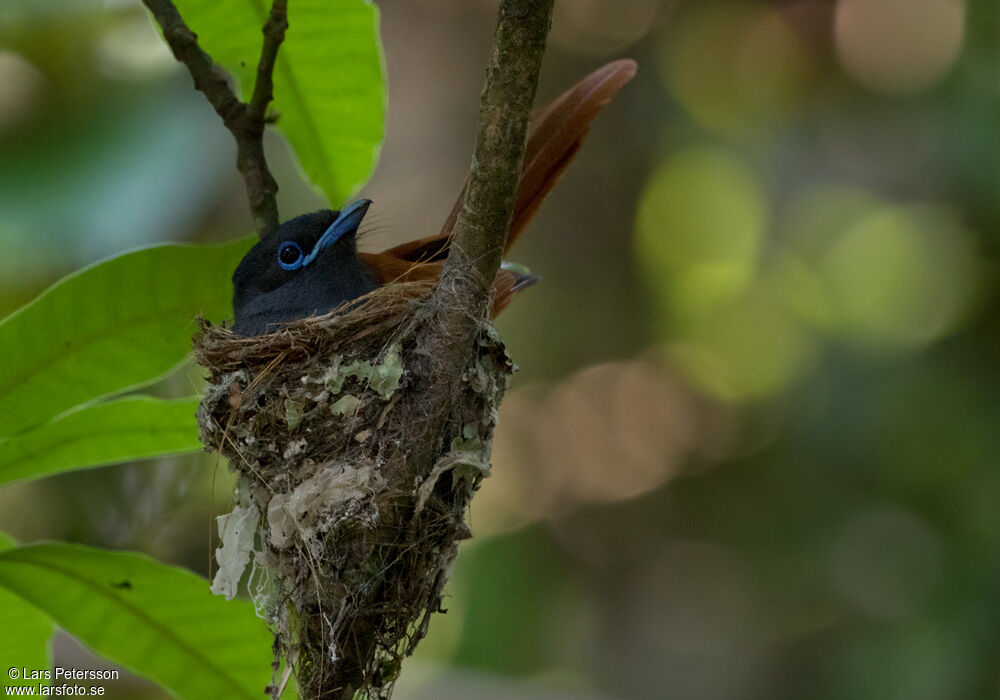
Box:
(232, 59, 637, 337)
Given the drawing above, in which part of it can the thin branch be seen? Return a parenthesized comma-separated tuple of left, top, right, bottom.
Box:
(248, 0, 289, 121)
(142, 0, 285, 237)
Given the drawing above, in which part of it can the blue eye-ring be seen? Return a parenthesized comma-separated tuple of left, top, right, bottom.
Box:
(277, 241, 304, 270)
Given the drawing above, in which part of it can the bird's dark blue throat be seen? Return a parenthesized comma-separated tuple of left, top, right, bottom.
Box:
(231, 199, 377, 336)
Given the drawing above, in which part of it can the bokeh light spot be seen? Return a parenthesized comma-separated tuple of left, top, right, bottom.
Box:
(659, 0, 815, 134)
(666, 291, 816, 401)
(820, 204, 979, 348)
(550, 0, 661, 56)
(636, 146, 766, 324)
(0, 51, 45, 131)
(485, 359, 700, 534)
(834, 0, 965, 95)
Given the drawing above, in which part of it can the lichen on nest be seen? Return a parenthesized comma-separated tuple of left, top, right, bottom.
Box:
(193, 281, 513, 699)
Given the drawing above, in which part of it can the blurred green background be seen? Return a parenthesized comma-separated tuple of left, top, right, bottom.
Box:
(2, 0, 999, 697)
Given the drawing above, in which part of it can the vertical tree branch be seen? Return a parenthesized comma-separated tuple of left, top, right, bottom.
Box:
(439, 0, 554, 303)
(141, 0, 285, 237)
(418, 0, 554, 401)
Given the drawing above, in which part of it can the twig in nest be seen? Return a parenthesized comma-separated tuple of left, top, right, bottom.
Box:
(141, 0, 286, 237)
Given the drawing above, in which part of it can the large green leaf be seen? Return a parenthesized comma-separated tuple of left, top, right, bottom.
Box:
(0, 239, 251, 438)
(0, 533, 53, 690)
(0, 543, 274, 699)
(171, 0, 385, 205)
(0, 396, 202, 488)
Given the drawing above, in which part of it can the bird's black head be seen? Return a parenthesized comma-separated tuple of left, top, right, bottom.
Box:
(232, 199, 377, 336)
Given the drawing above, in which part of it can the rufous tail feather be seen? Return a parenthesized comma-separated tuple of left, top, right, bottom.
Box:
(380, 58, 637, 263)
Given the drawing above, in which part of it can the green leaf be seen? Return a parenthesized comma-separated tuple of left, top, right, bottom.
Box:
(172, 0, 385, 204)
(0, 543, 274, 699)
(0, 396, 203, 488)
(0, 239, 252, 438)
(0, 533, 53, 690)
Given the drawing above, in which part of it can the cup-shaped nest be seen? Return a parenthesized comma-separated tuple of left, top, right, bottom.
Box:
(193, 281, 513, 698)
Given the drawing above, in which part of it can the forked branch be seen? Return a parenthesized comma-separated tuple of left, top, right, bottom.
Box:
(141, 0, 286, 237)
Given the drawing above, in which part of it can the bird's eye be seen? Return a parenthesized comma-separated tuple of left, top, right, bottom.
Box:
(277, 241, 303, 270)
